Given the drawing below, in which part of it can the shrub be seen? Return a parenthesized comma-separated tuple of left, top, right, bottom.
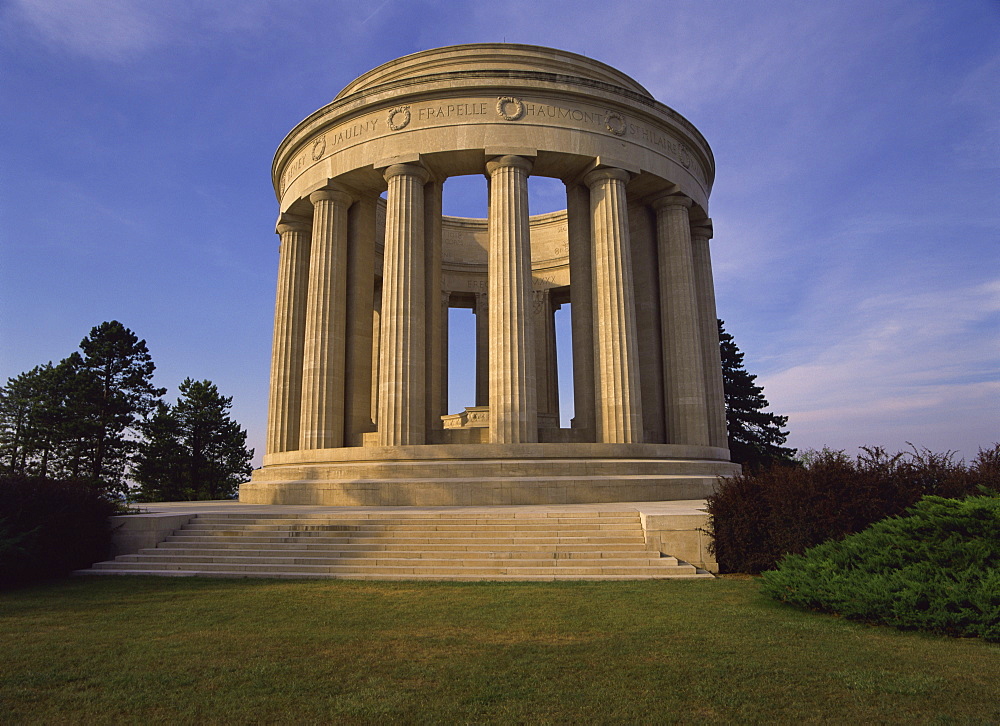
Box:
(707, 444, 999, 574)
(759, 494, 1000, 641)
(0, 475, 116, 587)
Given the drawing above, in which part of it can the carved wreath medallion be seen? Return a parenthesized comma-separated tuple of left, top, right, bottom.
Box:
(678, 143, 693, 169)
(387, 105, 411, 131)
(311, 135, 327, 160)
(496, 96, 525, 121)
(605, 111, 626, 136)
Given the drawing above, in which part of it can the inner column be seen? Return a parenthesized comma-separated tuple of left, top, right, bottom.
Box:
(486, 155, 538, 443)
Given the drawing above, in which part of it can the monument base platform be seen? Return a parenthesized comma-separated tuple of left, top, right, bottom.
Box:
(241, 443, 740, 506)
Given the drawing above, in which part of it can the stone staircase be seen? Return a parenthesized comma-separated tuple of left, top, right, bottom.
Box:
(78, 510, 712, 580)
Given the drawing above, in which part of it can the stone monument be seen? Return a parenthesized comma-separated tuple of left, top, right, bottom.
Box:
(240, 43, 741, 506)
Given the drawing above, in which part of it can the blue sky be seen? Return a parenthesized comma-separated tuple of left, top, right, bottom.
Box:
(2, 0, 997, 465)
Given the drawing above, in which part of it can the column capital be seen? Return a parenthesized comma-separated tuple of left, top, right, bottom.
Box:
(690, 218, 714, 241)
(276, 220, 311, 235)
(650, 193, 693, 212)
(486, 155, 533, 175)
(309, 186, 354, 207)
(383, 163, 430, 185)
(583, 167, 631, 188)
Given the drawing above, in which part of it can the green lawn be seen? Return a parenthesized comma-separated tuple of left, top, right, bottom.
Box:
(2, 576, 998, 724)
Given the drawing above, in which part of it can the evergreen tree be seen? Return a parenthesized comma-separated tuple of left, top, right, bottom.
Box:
(75, 321, 165, 495)
(134, 379, 253, 501)
(0, 357, 91, 478)
(718, 319, 796, 470)
(0, 322, 165, 495)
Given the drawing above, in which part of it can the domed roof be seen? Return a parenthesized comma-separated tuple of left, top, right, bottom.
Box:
(335, 43, 652, 101)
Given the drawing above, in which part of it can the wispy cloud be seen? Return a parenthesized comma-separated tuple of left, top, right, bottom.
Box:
(3, 0, 280, 61)
(5, 0, 163, 60)
(761, 278, 1000, 455)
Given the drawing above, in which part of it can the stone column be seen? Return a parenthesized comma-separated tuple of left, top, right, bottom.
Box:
(585, 168, 643, 443)
(691, 219, 728, 450)
(474, 291, 489, 407)
(533, 288, 560, 421)
(486, 155, 537, 443)
(299, 188, 353, 450)
(652, 194, 710, 446)
(566, 182, 596, 435)
(370, 283, 381, 425)
(424, 180, 445, 433)
(440, 291, 451, 415)
(377, 163, 429, 446)
(265, 217, 311, 455)
(343, 195, 378, 445)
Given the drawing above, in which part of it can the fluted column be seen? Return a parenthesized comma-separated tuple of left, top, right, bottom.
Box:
(585, 168, 643, 443)
(474, 291, 489, 407)
(691, 219, 728, 450)
(377, 163, 429, 446)
(566, 182, 596, 435)
(533, 288, 560, 420)
(652, 194, 710, 446)
(440, 291, 451, 415)
(344, 195, 378, 445)
(486, 155, 537, 443)
(299, 187, 354, 450)
(265, 218, 311, 454)
(424, 180, 445, 433)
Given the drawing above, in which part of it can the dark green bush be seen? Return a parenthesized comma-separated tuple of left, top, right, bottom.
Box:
(707, 444, 999, 573)
(0, 475, 116, 587)
(760, 495, 1000, 641)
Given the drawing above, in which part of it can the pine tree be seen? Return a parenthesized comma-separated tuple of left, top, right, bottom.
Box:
(0, 357, 91, 478)
(134, 379, 253, 501)
(75, 321, 165, 495)
(719, 320, 796, 470)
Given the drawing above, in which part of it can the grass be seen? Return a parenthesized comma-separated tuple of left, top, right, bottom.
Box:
(2, 576, 998, 724)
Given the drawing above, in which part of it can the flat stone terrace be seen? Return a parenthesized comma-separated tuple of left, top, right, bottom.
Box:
(77, 500, 715, 581)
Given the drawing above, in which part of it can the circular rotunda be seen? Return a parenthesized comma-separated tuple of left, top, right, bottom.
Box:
(240, 43, 741, 506)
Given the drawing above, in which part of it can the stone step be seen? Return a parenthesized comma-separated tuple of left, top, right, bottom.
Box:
(180, 522, 640, 533)
(190, 514, 638, 524)
(165, 534, 647, 546)
(150, 537, 649, 557)
(76, 569, 712, 581)
(119, 553, 674, 567)
(152, 542, 653, 555)
(90, 560, 699, 576)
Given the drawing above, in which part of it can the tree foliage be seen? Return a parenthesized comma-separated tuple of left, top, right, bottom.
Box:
(134, 379, 253, 501)
(718, 320, 796, 469)
(76, 321, 165, 492)
(0, 322, 164, 498)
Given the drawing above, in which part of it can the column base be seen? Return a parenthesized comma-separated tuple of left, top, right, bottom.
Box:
(241, 443, 740, 506)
